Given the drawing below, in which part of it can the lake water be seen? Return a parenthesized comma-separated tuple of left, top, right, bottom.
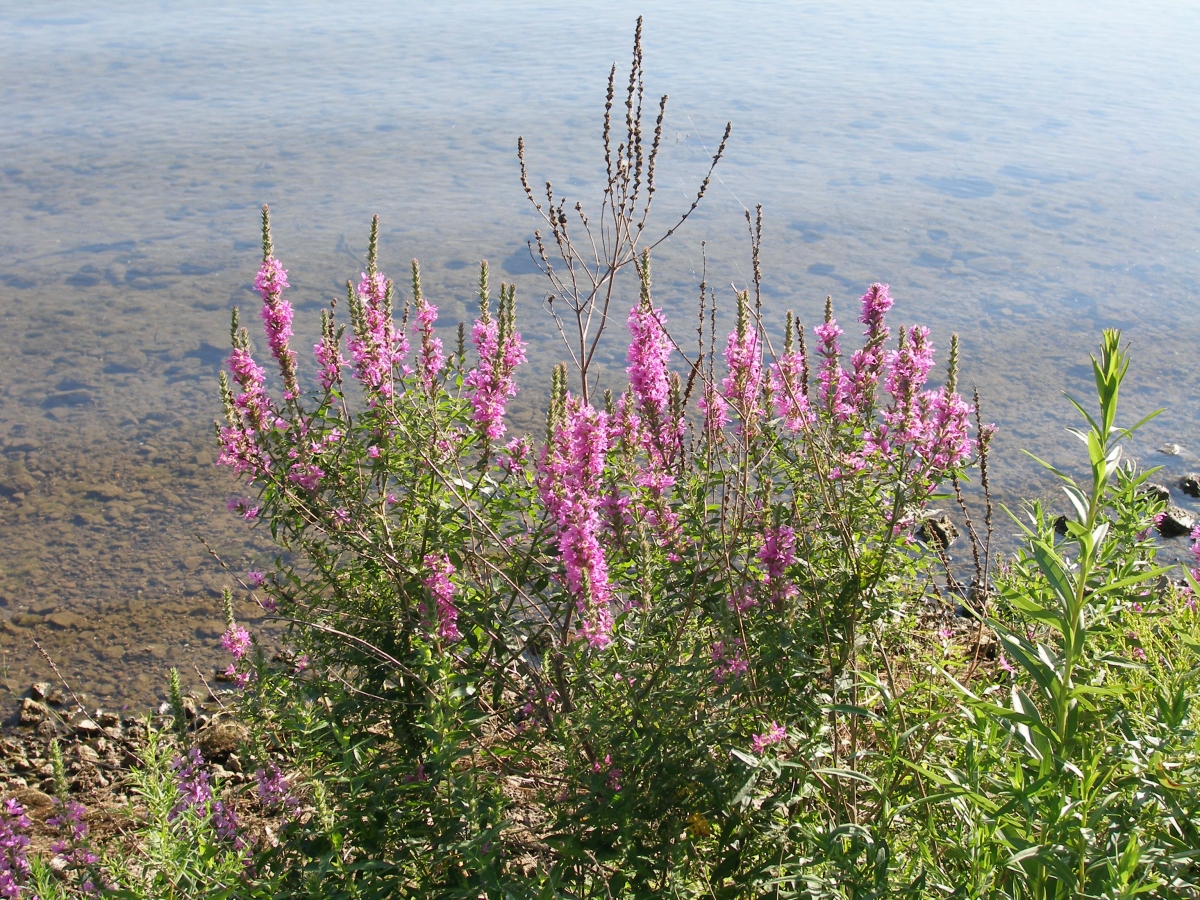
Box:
(1, 0, 1198, 709)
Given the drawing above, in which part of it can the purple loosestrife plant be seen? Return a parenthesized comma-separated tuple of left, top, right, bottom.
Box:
(213, 207, 983, 893)
(464, 268, 528, 443)
(719, 291, 765, 431)
(0, 799, 31, 900)
(210, 39, 987, 888)
(171, 748, 246, 851)
(48, 799, 110, 896)
(769, 311, 813, 433)
(422, 552, 461, 643)
(413, 280, 446, 396)
(255, 764, 300, 819)
(538, 392, 616, 648)
(201, 28, 1200, 896)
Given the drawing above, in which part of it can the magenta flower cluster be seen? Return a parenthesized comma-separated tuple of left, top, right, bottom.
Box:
(222, 623, 253, 688)
(591, 754, 622, 792)
(626, 302, 673, 422)
(255, 256, 297, 396)
(709, 284, 978, 483)
(721, 325, 764, 424)
(769, 345, 812, 432)
(750, 721, 787, 754)
(464, 316, 527, 441)
(711, 639, 748, 683)
(218, 346, 272, 476)
(256, 764, 300, 818)
(539, 397, 615, 648)
(422, 552, 461, 642)
(171, 748, 244, 849)
(415, 299, 446, 394)
(348, 270, 410, 402)
(0, 798, 31, 900)
(48, 798, 107, 894)
(314, 333, 348, 392)
(758, 525, 797, 602)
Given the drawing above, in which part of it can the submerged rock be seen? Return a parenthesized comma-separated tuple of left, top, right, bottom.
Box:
(1158, 506, 1197, 538)
(1180, 474, 1200, 498)
(18, 698, 47, 726)
(917, 512, 958, 549)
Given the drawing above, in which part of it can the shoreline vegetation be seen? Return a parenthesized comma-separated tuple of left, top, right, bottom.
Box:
(3, 21, 1200, 899)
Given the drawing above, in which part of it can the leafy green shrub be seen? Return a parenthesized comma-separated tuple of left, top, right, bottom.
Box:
(208, 27, 986, 888)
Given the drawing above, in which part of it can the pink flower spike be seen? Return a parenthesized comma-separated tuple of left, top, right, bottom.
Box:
(348, 270, 408, 404)
(538, 396, 615, 647)
(464, 314, 527, 440)
(720, 326, 764, 429)
(415, 298, 446, 393)
(423, 552, 461, 642)
(256, 256, 298, 395)
(626, 302, 672, 421)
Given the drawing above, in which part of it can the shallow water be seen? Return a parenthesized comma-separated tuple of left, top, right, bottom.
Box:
(1, 1, 1198, 709)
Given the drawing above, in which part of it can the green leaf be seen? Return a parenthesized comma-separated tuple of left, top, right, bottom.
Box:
(1032, 540, 1076, 614)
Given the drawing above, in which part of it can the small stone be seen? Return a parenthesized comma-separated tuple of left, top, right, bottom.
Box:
(1138, 483, 1171, 503)
(84, 483, 124, 502)
(194, 620, 226, 639)
(1157, 506, 1197, 538)
(1180, 474, 1200, 499)
(196, 721, 248, 758)
(73, 718, 101, 737)
(46, 611, 90, 630)
(1157, 443, 1186, 456)
(34, 721, 58, 739)
(29, 682, 51, 702)
(10, 758, 31, 773)
(18, 698, 47, 726)
(45, 689, 64, 706)
(917, 512, 958, 548)
(96, 712, 120, 728)
(182, 696, 198, 720)
(74, 745, 99, 765)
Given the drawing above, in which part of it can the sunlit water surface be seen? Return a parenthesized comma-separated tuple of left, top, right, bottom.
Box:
(0, 1, 1197, 709)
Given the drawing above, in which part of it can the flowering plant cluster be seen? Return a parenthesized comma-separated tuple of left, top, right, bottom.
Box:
(193, 27, 1200, 896)
(199, 189, 1003, 894)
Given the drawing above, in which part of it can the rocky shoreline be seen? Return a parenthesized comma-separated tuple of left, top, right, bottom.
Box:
(0, 678, 252, 854)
